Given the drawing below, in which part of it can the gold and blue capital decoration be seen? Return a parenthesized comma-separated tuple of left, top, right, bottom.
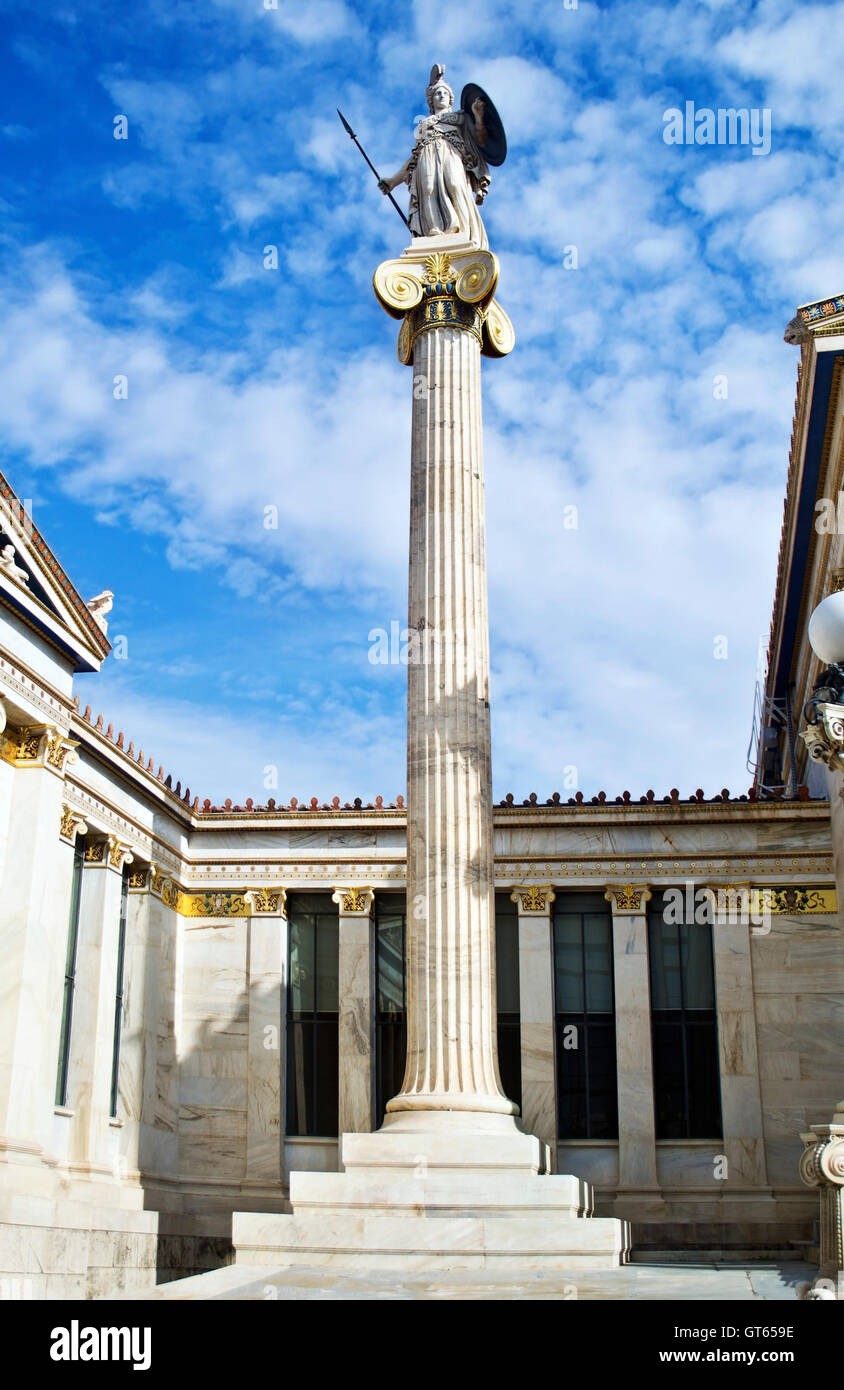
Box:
(373, 248, 515, 364)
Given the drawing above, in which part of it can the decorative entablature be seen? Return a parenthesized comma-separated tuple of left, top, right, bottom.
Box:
(0, 654, 72, 730)
(797, 293, 844, 338)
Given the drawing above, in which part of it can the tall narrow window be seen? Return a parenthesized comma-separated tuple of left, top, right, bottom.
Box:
(375, 892, 406, 1120)
(286, 893, 339, 1136)
(495, 892, 521, 1109)
(55, 836, 85, 1107)
(109, 869, 130, 1118)
(648, 891, 722, 1139)
(553, 892, 618, 1139)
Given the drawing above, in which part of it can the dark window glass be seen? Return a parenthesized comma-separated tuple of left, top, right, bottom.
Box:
(376, 893, 406, 1122)
(55, 837, 85, 1107)
(494, 892, 521, 1110)
(553, 892, 618, 1139)
(286, 893, 339, 1136)
(648, 892, 722, 1140)
(109, 869, 130, 1117)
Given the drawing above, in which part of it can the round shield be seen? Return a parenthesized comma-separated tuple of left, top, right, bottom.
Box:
(461, 83, 507, 166)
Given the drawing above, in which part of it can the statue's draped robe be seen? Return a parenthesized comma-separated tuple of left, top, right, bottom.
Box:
(405, 110, 489, 248)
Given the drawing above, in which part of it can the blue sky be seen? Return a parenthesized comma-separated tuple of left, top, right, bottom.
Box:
(1, 0, 842, 805)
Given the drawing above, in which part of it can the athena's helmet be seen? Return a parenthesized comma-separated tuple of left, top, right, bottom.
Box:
(425, 63, 454, 112)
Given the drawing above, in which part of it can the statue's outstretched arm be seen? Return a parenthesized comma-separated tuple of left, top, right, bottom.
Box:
(378, 159, 411, 194)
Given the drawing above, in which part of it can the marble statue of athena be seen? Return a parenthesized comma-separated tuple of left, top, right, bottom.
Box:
(379, 63, 491, 247)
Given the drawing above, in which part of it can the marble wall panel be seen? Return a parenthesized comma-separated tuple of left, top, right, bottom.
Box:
(177, 920, 250, 1183)
(556, 1144, 619, 1188)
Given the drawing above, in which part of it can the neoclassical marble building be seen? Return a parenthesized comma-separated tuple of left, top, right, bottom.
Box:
(1, 292, 843, 1298)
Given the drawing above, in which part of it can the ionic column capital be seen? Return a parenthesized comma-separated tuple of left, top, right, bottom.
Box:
(802, 701, 844, 773)
(510, 885, 555, 917)
(604, 884, 652, 914)
(800, 1103, 844, 1189)
(332, 886, 375, 916)
(373, 246, 514, 364)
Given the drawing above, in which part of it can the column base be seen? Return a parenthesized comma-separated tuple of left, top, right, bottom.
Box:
(342, 1110, 547, 1176)
(222, 1121, 626, 1277)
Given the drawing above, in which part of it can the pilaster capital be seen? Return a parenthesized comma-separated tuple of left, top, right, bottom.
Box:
(332, 886, 375, 916)
(59, 802, 88, 844)
(83, 838, 108, 867)
(603, 884, 652, 914)
(107, 835, 134, 872)
(509, 885, 555, 916)
(245, 887, 288, 917)
(127, 866, 150, 891)
(373, 245, 514, 364)
(1, 722, 78, 773)
(800, 1103, 844, 1190)
(43, 725, 80, 775)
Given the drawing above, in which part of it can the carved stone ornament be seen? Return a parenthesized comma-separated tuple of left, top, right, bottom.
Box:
(84, 839, 107, 864)
(510, 885, 555, 915)
(59, 803, 88, 843)
(801, 702, 844, 772)
(331, 887, 375, 915)
(373, 246, 514, 364)
(603, 884, 652, 914)
(245, 887, 288, 916)
(3, 725, 44, 764)
(43, 725, 79, 774)
(2, 723, 78, 772)
(799, 1102, 844, 1295)
(107, 835, 135, 872)
(127, 867, 149, 890)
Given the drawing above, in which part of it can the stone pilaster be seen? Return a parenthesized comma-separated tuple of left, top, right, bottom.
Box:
(244, 889, 286, 1186)
(0, 722, 81, 1159)
(332, 888, 375, 1135)
(604, 885, 660, 1196)
(137, 866, 180, 1180)
(67, 835, 134, 1170)
(709, 889, 768, 1190)
(510, 886, 556, 1165)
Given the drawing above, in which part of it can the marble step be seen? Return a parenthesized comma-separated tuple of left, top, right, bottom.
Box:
(289, 1170, 592, 1217)
(232, 1210, 627, 1270)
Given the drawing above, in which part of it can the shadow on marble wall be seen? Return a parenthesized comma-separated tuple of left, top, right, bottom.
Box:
(137, 970, 287, 1287)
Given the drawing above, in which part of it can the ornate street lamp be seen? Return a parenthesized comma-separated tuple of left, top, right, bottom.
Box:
(801, 592, 844, 771)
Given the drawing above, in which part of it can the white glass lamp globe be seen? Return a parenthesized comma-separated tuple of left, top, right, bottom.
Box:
(808, 592, 844, 665)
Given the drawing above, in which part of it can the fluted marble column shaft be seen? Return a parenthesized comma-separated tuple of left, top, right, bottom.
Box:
(388, 323, 514, 1117)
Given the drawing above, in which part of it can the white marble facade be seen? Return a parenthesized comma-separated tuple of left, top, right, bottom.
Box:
(0, 440, 842, 1294)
